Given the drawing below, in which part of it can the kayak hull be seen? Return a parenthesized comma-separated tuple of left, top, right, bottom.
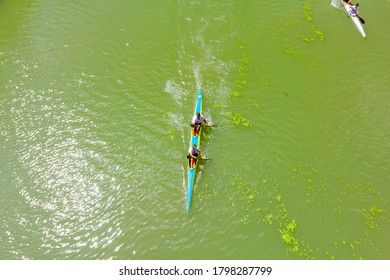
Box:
(186, 88, 203, 214)
(340, 0, 366, 38)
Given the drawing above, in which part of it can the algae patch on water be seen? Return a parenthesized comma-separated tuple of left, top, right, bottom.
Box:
(273, 1, 325, 58)
(168, 128, 174, 140)
(226, 112, 250, 127)
(362, 207, 385, 229)
(226, 175, 314, 258)
(303, 2, 325, 42)
(272, 194, 313, 257)
(230, 42, 250, 97)
(213, 41, 251, 128)
(226, 176, 261, 225)
(280, 220, 299, 253)
(212, 105, 250, 128)
(289, 164, 389, 259)
(226, 161, 388, 259)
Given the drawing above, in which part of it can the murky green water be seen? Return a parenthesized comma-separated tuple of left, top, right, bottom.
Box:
(1, 0, 389, 260)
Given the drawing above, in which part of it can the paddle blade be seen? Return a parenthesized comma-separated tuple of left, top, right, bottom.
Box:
(359, 16, 365, 24)
(190, 123, 217, 127)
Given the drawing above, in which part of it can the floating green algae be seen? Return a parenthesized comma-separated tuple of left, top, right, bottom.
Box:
(303, 1, 325, 41)
(263, 213, 274, 225)
(297, 34, 315, 43)
(362, 207, 384, 229)
(283, 37, 301, 57)
(196, 183, 217, 206)
(273, 1, 325, 54)
(228, 176, 273, 217)
(168, 128, 174, 140)
(289, 163, 389, 259)
(230, 91, 240, 98)
(227, 163, 388, 259)
(212, 103, 224, 110)
(226, 176, 262, 225)
(232, 42, 250, 95)
(272, 191, 313, 257)
(304, 3, 312, 23)
(280, 220, 299, 253)
(213, 41, 250, 128)
(331, 237, 365, 259)
(312, 27, 325, 41)
(227, 175, 314, 258)
(270, 10, 327, 80)
(226, 111, 250, 127)
(211, 105, 249, 128)
(370, 207, 383, 215)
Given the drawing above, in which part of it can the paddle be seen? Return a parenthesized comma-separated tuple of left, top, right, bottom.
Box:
(350, 4, 365, 24)
(190, 123, 217, 127)
(186, 155, 211, 160)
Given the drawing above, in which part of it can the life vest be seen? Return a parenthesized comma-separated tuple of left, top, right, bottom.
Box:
(189, 147, 200, 156)
(192, 115, 204, 125)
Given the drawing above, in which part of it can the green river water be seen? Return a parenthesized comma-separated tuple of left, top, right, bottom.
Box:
(1, 0, 389, 260)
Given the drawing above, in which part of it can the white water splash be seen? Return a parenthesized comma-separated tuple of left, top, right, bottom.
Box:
(331, 0, 341, 9)
(193, 63, 202, 89)
(164, 79, 186, 107)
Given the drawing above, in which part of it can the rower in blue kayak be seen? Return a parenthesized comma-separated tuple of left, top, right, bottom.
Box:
(191, 112, 210, 136)
(187, 144, 204, 168)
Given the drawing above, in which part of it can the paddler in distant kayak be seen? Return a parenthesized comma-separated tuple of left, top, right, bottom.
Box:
(187, 144, 204, 168)
(191, 112, 210, 136)
(349, 3, 360, 17)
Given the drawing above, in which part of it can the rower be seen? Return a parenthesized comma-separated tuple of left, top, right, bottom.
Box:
(191, 112, 210, 136)
(349, 3, 360, 17)
(187, 144, 204, 168)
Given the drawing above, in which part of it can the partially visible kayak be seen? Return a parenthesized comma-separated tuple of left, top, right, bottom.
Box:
(186, 88, 203, 214)
(340, 0, 366, 38)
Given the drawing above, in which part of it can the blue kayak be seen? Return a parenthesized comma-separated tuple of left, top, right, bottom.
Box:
(186, 88, 203, 214)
